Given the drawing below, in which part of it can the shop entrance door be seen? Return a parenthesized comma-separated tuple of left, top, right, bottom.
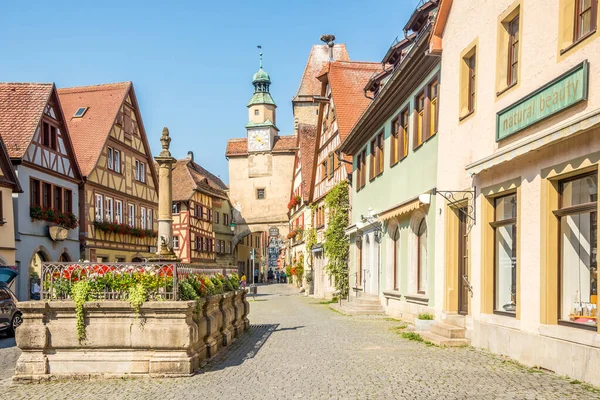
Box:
(458, 206, 469, 315)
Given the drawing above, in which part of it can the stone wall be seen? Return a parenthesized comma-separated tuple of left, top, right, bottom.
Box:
(13, 290, 250, 381)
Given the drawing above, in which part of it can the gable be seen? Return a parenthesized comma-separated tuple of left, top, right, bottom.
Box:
(59, 83, 158, 189)
(22, 88, 81, 181)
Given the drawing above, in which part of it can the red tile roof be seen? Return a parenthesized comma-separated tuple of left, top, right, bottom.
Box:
(297, 124, 317, 202)
(58, 82, 131, 176)
(225, 135, 297, 157)
(293, 44, 349, 102)
(225, 138, 248, 157)
(326, 61, 382, 142)
(0, 83, 54, 158)
(172, 158, 228, 201)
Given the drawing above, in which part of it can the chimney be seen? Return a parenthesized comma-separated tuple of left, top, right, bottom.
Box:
(187, 151, 194, 162)
(320, 34, 336, 62)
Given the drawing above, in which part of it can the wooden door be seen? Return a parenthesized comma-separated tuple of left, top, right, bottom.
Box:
(458, 206, 469, 315)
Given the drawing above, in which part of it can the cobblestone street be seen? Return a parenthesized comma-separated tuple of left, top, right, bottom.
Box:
(1, 284, 599, 399)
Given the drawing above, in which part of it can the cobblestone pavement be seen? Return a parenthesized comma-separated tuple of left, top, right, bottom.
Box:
(1, 284, 600, 399)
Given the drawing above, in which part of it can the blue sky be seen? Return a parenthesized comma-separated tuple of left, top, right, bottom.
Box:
(1, 0, 420, 183)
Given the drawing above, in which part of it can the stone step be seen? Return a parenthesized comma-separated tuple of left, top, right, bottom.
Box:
(341, 305, 385, 312)
(339, 301, 385, 310)
(330, 303, 385, 316)
(351, 296, 382, 305)
(419, 331, 470, 347)
(431, 323, 465, 339)
(444, 314, 466, 328)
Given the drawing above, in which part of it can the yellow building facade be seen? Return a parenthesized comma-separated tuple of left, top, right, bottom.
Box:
(433, 0, 600, 385)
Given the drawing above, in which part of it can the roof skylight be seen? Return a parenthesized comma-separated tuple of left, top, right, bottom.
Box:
(73, 107, 88, 118)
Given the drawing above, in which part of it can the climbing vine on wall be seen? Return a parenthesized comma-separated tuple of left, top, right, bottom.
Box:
(304, 227, 317, 266)
(323, 181, 350, 298)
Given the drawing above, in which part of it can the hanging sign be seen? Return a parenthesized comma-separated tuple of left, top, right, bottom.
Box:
(496, 61, 588, 141)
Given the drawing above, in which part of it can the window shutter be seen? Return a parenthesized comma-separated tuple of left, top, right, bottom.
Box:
(412, 108, 419, 150)
(423, 88, 431, 142)
(397, 124, 403, 160)
(369, 141, 375, 180)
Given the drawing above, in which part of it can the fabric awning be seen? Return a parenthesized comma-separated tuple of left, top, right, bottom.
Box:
(467, 108, 600, 175)
(378, 198, 423, 222)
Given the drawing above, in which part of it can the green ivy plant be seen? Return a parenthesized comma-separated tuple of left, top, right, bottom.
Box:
(179, 281, 198, 301)
(304, 227, 317, 266)
(128, 283, 147, 315)
(323, 181, 350, 298)
(71, 280, 91, 343)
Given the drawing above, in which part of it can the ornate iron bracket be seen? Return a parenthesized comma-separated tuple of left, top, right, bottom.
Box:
(462, 275, 474, 298)
(433, 187, 476, 234)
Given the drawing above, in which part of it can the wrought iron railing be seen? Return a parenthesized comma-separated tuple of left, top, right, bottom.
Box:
(40, 262, 238, 301)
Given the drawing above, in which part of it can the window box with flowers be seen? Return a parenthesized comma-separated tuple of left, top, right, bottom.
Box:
(30, 205, 78, 230)
(93, 220, 157, 239)
(288, 195, 303, 211)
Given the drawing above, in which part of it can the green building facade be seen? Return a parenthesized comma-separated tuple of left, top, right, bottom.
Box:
(340, 10, 441, 318)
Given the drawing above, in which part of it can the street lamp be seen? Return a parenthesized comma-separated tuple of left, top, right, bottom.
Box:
(229, 221, 236, 232)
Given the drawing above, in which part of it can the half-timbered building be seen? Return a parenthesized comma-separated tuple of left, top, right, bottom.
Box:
(58, 82, 158, 263)
(171, 153, 232, 264)
(0, 135, 22, 272)
(310, 60, 381, 298)
(0, 83, 83, 300)
(288, 124, 317, 291)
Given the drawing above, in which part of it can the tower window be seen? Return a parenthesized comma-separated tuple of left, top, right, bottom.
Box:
(254, 109, 259, 115)
(256, 188, 265, 199)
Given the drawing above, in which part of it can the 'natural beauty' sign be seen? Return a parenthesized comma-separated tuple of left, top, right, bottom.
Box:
(496, 61, 588, 141)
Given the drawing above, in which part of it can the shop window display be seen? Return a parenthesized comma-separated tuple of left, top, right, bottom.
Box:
(493, 194, 517, 315)
(557, 173, 598, 328)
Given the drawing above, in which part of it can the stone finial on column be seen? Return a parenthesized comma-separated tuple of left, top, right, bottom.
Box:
(159, 127, 172, 157)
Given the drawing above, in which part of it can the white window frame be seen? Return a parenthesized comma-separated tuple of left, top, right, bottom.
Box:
(128, 204, 135, 228)
(107, 147, 114, 171)
(140, 207, 147, 230)
(135, 160, 146, 183)
(115, 200, 123, 224)
(173, 236, 179, 250)
(147, 209, 153, 230)
(114, 149, 121, 173)
(105, 197, 114, 222)
(95, 194, 104, 221)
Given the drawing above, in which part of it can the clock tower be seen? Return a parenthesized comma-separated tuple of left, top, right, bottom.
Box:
(226, 47, 297, 281)
(247, 48, 279, 152)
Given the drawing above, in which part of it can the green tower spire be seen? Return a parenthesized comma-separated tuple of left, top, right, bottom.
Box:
(248, 45, 276, 107)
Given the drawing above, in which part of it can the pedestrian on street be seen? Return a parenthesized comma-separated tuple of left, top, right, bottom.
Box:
(267, 269, 274, 284)
(254, 268, 258, 284)
(275, 270, 280, 283)
(241, 274, 247, 288)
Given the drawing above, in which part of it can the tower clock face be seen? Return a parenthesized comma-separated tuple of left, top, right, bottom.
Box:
(249, 128, 270, 151)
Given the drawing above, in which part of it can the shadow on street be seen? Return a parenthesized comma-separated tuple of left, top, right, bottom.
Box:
(274, 326, 304, 332)
(199, 324, 278, 374)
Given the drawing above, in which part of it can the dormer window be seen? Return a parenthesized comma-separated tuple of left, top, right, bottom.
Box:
(254, 109, 259, 115)
(73, 107, 88, 118)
